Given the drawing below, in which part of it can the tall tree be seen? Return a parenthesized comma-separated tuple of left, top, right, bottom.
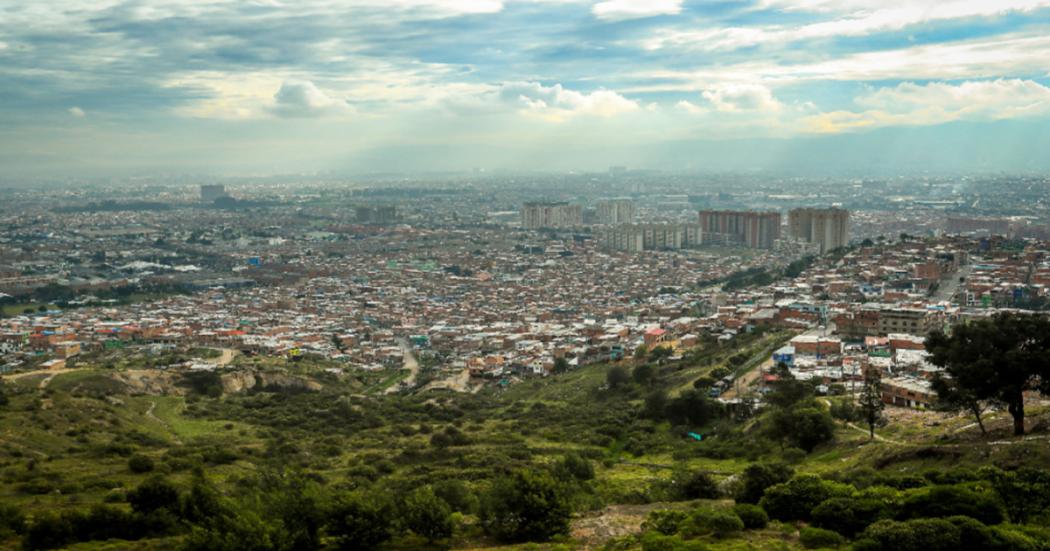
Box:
(857, 368, 885, 441)
(927, 312, 1050, 436)
(930, 373, 987, 435)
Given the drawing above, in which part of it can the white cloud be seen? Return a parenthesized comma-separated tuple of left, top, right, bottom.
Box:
(702, 83, 782, 112)
(270, 80, 346, 118)
(646, 0, 1050, 52)
(496, 81, 639, 120)
(804, 79, 1050, 133)
(593, 0, 682, 21)
(68, 106, 85, 118)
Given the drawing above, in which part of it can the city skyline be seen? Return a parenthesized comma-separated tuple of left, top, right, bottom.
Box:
(2, 1, 1050, 177)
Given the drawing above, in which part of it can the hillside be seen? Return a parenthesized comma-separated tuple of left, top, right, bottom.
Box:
(1, 328, 1049, 550)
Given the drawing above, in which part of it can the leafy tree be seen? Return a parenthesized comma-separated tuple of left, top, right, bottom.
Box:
(400, 486, 453, 542)
(766, 406, 835, 452)
(552, 356, 570, 374)
(765, 366, 813, 409)
(479, 469, 571, 543)
(812, 495, 894, 537)
(927, 312, 1050, 436)
(858, 368, 885, 441)
(643, 389, 668, 419)
(857, 518, 962, 551)
(980, 466, 1050, 524)
(606, 365, 631, 390)
(664, 389, 722, 426)
(326, 492, 396, 550)
(799, 526, 846, 549)
(679, 508, 744, 538)
(737, 462, 793, 504)
(634, 345, 648, 360)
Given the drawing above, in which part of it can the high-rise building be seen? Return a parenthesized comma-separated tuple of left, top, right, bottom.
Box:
(599, 224, 701, 252)
(596, 199, 636, 225)
(355, 206, 399, 224)
(521, 202, 582, 229)
(200, 184, 227, 202)
(697, 210, 781, 249)
(788, 208, 850, 254)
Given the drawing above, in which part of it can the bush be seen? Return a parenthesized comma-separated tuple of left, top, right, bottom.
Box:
(898, 485, 1005, 525)
(326, 492, 396, 550)
(679, 508, 744, 539)
(858, 518, 962, 551)
(128, 454, 155, 473)
(432, 479, 478, 514)
(642, 509, 690, 536)
(799, 526, 845, 549)
(675, 470, 719, 500)
(127, 476, 180, 515)
(732, 504, 767, 529)
(0, 504, 25, 538)
(737, 462, 793, 504)
(811, 495, 893, 537)
(556, 453, 595, 482)
(759, 475, 852, 522)
(401, 486, 453, 542)
(479, 469, 571, 543)
(767, 407, 835, 452)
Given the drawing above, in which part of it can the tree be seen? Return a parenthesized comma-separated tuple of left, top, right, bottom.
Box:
(479, 469, 571, 543)
(128, 454, 155, 473)
(606, 365, 630, 390)
(400, 486, 453, 542)
(552, 357, 570, 374)
(927, 313, 1050, 436)
(634, 345, 648, 360)
(930, 373, 987, 435)
(766, 407, 835, 452)
(649, 346, 673, 363)
(858, 368, 885, 441)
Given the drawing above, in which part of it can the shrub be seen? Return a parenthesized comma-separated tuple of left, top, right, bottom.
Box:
(557, 453, 595, 482)
(732, 504, 768, 529)
(737, 462, 793, 504)
(675, 470, 719, 500)
(642, 509, 690, 536)
(679, 508, 744, 539)
(326, 492, 396, 550)
(0, 504, 26, 538)
(759, 475, 852, 522)
(128, 454, 155, 473)
(479, 469, 571, 543)
(799, 526, 845, 549)
(858, 518, 962, 551)
(127, 476, 181, 515)
(401, 486, 453, 542)
(432, 479, 478, 514)
(898, 485, 1005, 525)
(811, 496, 893, 537)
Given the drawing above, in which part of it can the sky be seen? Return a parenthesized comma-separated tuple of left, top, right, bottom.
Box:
(2, 0, 1050, 177)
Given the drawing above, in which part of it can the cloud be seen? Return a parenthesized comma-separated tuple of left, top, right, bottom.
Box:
(702, 83, 783, 112)
(645, 0, 1050, 52)
(495, 81, 639, 120)
(68, 106, 86, 118)
(593, 0, 682, 21)
(804, 79, 1050, 133)
(269, 80, 346, 118)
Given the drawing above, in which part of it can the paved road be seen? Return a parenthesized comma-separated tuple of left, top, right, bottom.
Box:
(385, 338, 419, 394)
(933, 264, 973, 302)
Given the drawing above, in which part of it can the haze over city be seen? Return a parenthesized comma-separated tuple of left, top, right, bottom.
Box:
(3, 0, 1050, 176)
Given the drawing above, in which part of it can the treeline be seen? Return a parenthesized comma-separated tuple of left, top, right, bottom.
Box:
(698, 255, 815, 292)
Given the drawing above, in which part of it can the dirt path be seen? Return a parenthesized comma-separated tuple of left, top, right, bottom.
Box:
(144, 400, 184, 446)
(216, 348, 238, 367)
(4, 367, 85, 389)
